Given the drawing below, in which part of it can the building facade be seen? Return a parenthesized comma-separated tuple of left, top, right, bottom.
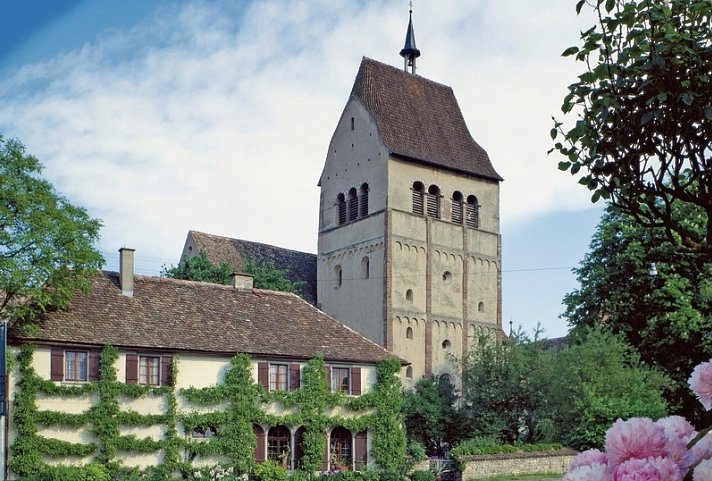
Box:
(5, 249, 402, 479)
(316, 52, 503, 384)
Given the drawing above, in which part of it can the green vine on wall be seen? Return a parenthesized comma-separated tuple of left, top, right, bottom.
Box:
(10, 344, 407, 478)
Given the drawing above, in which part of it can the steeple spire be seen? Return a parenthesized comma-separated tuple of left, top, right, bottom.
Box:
(399, 2, 420, 74)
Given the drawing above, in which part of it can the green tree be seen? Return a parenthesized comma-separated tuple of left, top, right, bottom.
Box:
(459, 333, 547, 444)
(403, 375, 458, 455)
(161, 251, 304, 295)
(0, 136, 103, 326)
(160, 250, 233, 285)
(538, 328, 669, 449)
(563, 205, 712, 425)
(242, 258, 304, 295)
(552, 0, 712, 253)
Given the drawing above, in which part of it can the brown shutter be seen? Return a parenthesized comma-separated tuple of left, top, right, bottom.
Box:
(51, 347, 64, 381)
(351, 367, 361, 395)
(355, 430, 368, 471)
(325, 365, 332, 392)
(125, 354, 138, 384)
(254, 424, 266, 462)
(289, 364, 300, 391)
(88, 351, 100, 381)
(258, 362, 269, 390)
(294, 427, 305, 469)
(161, 355, 173, 386)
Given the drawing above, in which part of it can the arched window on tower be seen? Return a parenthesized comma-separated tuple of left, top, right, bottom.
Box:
(348, 188, 358, 221)
(359, 183, 369, 217)
(427, 185, 441, 219)
(412, 181, 425, 215)
(452, 191, 464, 224)
(466, 195, 480, 228)
(361, 256, 370, 279)
(335, 265, 343, 289)
(337, 193, 346, 225)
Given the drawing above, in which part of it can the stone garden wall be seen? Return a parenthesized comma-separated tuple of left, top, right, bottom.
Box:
(459, 449, 577, 480)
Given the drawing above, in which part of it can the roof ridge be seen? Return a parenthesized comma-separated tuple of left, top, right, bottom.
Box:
(189, 230, 316, 256)
(360, 56, 454, 92)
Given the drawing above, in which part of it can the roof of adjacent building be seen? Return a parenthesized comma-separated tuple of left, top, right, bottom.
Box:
(186, 230, 317, 304)
(10, 272, 398, 365)
(351, 57, 502, 181)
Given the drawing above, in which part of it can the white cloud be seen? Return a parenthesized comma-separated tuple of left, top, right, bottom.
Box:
(0, 0, 599, 275)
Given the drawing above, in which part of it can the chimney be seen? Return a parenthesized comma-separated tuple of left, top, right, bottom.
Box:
(231, 272, 254, 290)
(119, 247, 135, 297)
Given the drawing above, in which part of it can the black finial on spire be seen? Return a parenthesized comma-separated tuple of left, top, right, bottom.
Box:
(399, 2, 420, 74)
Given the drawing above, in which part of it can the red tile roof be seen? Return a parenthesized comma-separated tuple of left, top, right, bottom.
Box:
(10, 272, 397, 365)
(352, 58, 502, 181)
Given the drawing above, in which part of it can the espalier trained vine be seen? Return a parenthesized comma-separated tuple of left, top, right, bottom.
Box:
(10, 345, 406, 479)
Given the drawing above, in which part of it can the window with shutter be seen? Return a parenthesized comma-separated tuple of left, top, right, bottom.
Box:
(427, 185, 441, 219)
(359, 183, 369, 217)
(258, 362, 269, 389)
(351, 367, 361, 396)
(125, 354, 138, 384)
(65, 351, 88, 382)
(452, 191, 464, 224)
(412, 182, 425, 215)
(290, 363, 301, 391)
(331, 367, 350, 394)
(51, 347, 64, 381)
(270, 364, 288, 391)
(337, 194, 346, 225)
(348, 188, 358, 221)
(254, 424, 266, 463)
(466, 195, 479, 228)
(330, 427, 353, 470)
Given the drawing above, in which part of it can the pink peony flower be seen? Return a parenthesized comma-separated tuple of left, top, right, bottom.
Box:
(690, 360, 712, 411)
(692, 432, 712, 464)
(613, 458, 661, 481)
(648, 456, 682, 481)
(606, 418, 668, 468)
(565, 463, 609, 481)
(571, 449, 608, 470)
(694, 458, 712, 481)
(657, 416, 697, 443)
(613, 457, 681, 481)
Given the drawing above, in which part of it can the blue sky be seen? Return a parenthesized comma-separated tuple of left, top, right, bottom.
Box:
(0, 0, 603, 338)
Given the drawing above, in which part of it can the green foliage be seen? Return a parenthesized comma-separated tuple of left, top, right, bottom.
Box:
(161, 251, 304, 296)
(0, 136, 103, 327)
(242, 258, 304, 295)
(459, 328, 670, 450)
(563, 206, 712, 425)
(161, 250, 233, 285)
(551, 0, 712, 252)
(253, 461, 289, 481)
(409, 470, 436, 481)
(403, 375, 457, 455)
(11, 345, 404, 477)
(538, 328, 669, 448)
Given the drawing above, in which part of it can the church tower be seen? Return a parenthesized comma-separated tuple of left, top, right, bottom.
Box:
(317, 11, 503, 385)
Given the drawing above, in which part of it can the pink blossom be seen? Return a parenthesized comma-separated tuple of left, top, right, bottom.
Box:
(613, 458, 661, 481)
(613, 457, 681, 481)
(689, 360, 712, 411)
(648, 456, 682, 481)
(694, 458, 712, 481)
(606, 418, 668, 468)
(571, 449, 608, 470)
(657, 416, 697, 443)
(692, 432, 712, 464)
(565, 463, 609, 481)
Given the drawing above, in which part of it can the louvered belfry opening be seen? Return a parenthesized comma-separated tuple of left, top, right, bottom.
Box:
(359, 183, 369, 217)
(337, 193, 346, 225)
(348, 188, 358, 221)
(452, 191, 464, 224)
(427, 184, 441, 219)
(412, 181, 424, 214)
(466, 195, 480, 228)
